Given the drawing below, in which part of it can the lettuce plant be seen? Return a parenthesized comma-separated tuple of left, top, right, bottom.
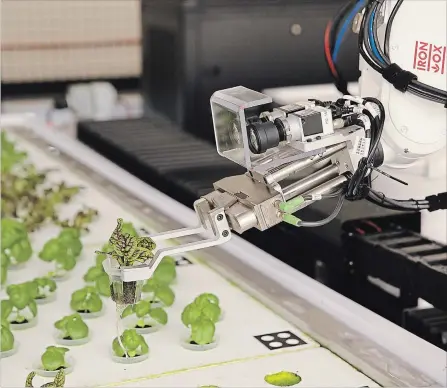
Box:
(39, 229, 82, 278)
(41, 346, 70, 371)
(112, 329, 149, 358)
(1, 218, 32, 266)
(54, 313, 89, 340)
(70, 287, 103, 314)
(3, 283, 38, 325)
(121, 300, 168, 330)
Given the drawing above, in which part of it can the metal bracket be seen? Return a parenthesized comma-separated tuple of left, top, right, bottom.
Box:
(113, 201, 232, 282)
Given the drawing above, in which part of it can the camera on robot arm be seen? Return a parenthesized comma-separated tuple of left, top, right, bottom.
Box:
(210, 85, 447, 232)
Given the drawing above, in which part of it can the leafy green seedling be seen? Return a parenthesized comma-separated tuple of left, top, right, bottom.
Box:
(1, 319, 15, 352)
(96, 218, 156, 305)
(31, 277, 57, 300)
(1, 131, 27, 174)
(142, 278, 175, 306)
(95, 273, 111, 297)
(112, 329, 149, 358)
(54, 313, 89, 340)
(4, 283, 38, 324)
(39, 229, 83, 277)
(190, 316, 216, 345)
(181, 296, 221, 327)
(26, 369, 65, 388)
(264, 371, 302, 386)
(1, 218, 33, 265)
(96, 218, 155, 267)
(41, 346, 70, 371)
(94, 220, 140, 267)
(56, 207, 99, 233)
(70, 287, 103, 314)
(121, 300, 168, 329)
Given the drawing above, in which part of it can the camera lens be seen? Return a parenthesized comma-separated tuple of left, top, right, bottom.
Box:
(247, 121, 284, 154)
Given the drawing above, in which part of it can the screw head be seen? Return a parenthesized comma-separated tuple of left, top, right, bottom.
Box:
(222, 230, 229, 237)
(217, 214, 223, 221)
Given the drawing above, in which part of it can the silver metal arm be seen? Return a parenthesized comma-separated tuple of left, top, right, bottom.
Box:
(103, 198, 231, 282)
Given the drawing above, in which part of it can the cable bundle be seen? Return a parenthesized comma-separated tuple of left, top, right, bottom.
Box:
(325, 0, 447, 106)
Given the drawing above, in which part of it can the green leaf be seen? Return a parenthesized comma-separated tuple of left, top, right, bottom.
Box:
(153, 262, 176, 285)
(121, 222, 139, 237)
(142, 278, 157, 293)
(65, 314, 89, 340)
(59, 228, 80, 240)
(161, 256, 176, 266)
(95, 274, 111, 297)
(83, 266, 104, 282)
(195, 293, 219, 307)
(35, 277, 57, 294)
(121, 329, 144, 351)
(9, 238, 32, 264)
(1, 265, 7, 286)
(121, 305, 135, 318)
(134, 300, 151, 318)
(85, 291, 103, 313)
(1, 219, 27, 249)
(155, 285, 175, 306)
(26, 281, 40, 299)
(181, 303, 202, 327)
(149, 307, 168, 325)
(112, 337, 126, 357)
(39, 238, 62, 262)
(6, 284, 31, 310)
(201, 302, 221, 323)
(0, 324, 14, 352)
(54, 316, 69, 331)
(264, 372, 302, 386)
(95, 242, 111, 267)
(1, 300, 13, 320)
(28, 299, 38, 317)
(57, 254, 77, 271)
(1, 252, 10, 267)
(190, 317, 215, 345)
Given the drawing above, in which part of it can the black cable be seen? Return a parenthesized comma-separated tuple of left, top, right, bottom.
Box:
(384, 0, 403, 58)
(366, 0, 447, 105)
(327, 0, 359, 95)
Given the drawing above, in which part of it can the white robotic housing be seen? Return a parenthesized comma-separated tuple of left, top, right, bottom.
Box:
(359, 0, 447, 243)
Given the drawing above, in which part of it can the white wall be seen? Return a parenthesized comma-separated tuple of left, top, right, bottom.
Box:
(1, 0, 141, 83)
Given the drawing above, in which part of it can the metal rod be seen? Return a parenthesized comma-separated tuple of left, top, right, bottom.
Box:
(265, 143, 346, 184)
(288, 175, 348, 212)
(283, 164, 340, 201)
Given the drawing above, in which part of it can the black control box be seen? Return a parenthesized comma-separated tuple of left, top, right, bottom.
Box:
(141, 0, 360, 144)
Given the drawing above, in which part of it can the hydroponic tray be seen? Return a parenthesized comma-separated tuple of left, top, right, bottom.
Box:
(1, 131, 377, 387)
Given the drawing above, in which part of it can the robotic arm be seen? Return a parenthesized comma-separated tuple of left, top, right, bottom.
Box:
(104, 0, 447, 301)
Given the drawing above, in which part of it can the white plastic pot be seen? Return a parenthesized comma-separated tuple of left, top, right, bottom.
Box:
(0, 342, 19, 358)
(34, 356, 74, 377)
(9, 316, 37, 330)
(180, 334, 219, 351)
(54, 330, 90, 346)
